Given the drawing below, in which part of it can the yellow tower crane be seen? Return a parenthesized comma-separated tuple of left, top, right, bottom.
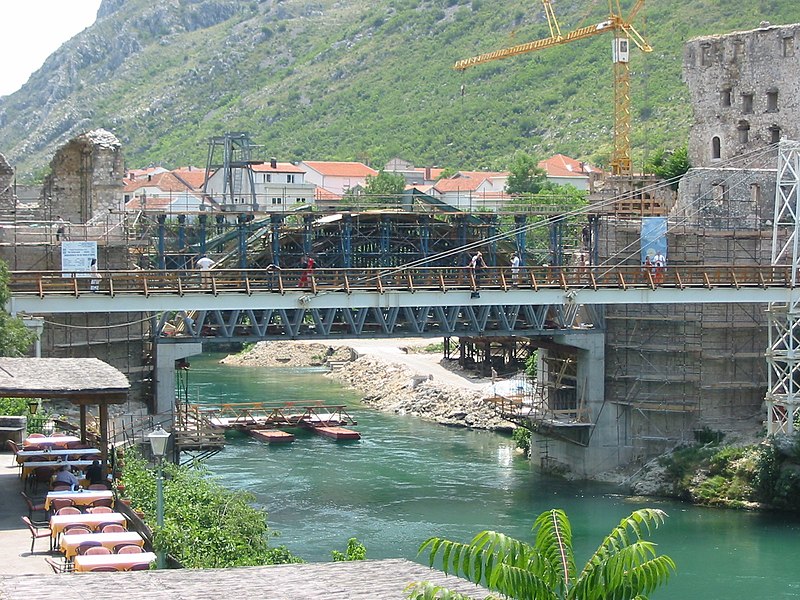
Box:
(455, 0, 652, 177)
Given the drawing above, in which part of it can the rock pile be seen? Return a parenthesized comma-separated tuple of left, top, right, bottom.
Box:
(221, 341, 353, 367)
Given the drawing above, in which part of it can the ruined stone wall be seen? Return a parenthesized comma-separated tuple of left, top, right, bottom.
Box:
(43, 129, 124, 225)
(0, 153, 13, 212)
(684, 22, 800, 168)
(599, 219, 768, 460)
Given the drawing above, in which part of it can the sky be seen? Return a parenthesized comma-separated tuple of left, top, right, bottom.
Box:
(0, 1, 103, 97)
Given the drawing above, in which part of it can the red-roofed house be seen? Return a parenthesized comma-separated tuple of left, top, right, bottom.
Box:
(204, 160, 315, 211)
(384, 158, 444, 185)
(538, 154, 604, 192)
(433, 170, 509, 211)
(123, 170, 213, 217)
(299, 161, 378, 196)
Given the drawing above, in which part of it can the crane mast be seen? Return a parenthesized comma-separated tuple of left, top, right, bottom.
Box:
(455, 1, 652, 177)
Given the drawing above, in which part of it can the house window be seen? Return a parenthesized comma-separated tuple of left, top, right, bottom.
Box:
(296, 197, 304, 203)
(271, 197, 282, 205)
(770, 125, 782, 144)
(720, 87, 732, 107)
(783, 36, 795, 57)
(742, 93, 754, 114)
(732, 39, 745, 60)
(737, 120, 750, 144)
(700, 43, 713, 66)
(264, 174, 271, 183)
(712, 136, 721, 160)
(286, 174, 295, 184)
(766, 90, 778, 112)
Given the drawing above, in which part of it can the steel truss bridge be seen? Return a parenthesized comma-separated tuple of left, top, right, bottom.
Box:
(8, 264, 798, 341)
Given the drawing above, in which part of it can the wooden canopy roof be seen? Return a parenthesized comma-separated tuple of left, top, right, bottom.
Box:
(0, 358, 129, 403)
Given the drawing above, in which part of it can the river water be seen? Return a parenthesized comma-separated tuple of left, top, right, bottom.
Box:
(192, 354, 800, 599)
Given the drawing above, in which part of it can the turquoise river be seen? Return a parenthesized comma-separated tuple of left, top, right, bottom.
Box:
(191, 354, 799, 599)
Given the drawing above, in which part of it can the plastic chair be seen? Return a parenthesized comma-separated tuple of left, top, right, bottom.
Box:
(88, 506, 113, 514)
(91, 566, 120, 572)
(101, 523, 126, 534)
(21, 516, 51, 553)
(89, 497, 114, 508)
(96, 521, 123, 532)
(45, 557, 73, 574)
(115, 544, 143, 554)
(20, 491, 47, 520)
(128, 562, 151, 571)
(63, 524, 92, 535)
(56, 506, 81, 516)
(6, 439, 20, 466)
(84, 546, 112, 556)
(76, 541, 103, 555)
(88, 483, 109, 490)
(51, 498, 76, 512)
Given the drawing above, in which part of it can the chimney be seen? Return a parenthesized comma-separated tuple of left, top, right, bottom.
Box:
(270, 157, 277, 169)
(425, 166, 431, 181)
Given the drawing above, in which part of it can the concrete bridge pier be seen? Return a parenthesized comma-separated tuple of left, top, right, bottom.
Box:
(154, 342, 203, 415)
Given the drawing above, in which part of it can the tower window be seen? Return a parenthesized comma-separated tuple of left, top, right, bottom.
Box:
(742, 93, 754, 114)
(783, 36, 795, 57)
(700, 43, 713, 66)
(770, 126, 781, 145)
(766, 90, 778, 112)
(712, 136, 721, 160)
(720, 88, 732, 107)
(737, 121, 750, 144)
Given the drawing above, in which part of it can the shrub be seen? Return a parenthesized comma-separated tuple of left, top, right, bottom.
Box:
(331, 537, 367, 562)
(512, 427, 531, 456)
(0, 397, 28, 415)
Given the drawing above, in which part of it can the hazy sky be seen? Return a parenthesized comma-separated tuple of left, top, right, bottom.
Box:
(0, 1, 103, 97)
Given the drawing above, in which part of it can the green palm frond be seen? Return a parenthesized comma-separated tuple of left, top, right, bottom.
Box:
(404, 581, 484, 600)
(532, 509, 576, 591)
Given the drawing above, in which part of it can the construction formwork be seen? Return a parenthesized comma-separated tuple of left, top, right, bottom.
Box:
(598, 216, 770, 459)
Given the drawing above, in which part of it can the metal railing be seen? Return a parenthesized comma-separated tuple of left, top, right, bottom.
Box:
(9, 264, 796, 298)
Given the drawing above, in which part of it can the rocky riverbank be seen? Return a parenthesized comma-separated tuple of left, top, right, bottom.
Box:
(222, 341, 513, 432)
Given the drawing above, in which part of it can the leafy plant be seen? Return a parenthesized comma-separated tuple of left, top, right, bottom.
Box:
(408, 508, 675, 600)
(0, 397, 28, 415)
(0, 260, 37, 356)
(121, 454, 303, 567)
(331, 537, 367, 562)
(512, 426, 531, 457)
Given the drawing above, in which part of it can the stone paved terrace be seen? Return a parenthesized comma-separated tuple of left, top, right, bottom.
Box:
(0, 452, 488, 599)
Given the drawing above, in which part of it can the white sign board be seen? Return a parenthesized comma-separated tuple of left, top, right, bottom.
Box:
(61, 241, 97, 278)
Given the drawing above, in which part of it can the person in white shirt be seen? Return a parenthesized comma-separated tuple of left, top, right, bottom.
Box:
(54, 465, 80, 489)
(652, 252, 666, 285)
(196, 254, 215, 286)
(510, 252, 521, 287)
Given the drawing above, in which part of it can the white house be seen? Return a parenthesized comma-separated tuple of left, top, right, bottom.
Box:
(538, 154, 604, 192)
(299, 161, 378, 196)
(433, 170, 510, 211)
(203, 160, 316, 211)
(123, 170, 213, 218)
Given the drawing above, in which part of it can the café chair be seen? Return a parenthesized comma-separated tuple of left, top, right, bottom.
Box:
(114, 544, 143, 554)
(20, 491, 47, 520)
(89, 498, 114, 508)
(76, 541, 103, 555)
(21, 516, 51, 553)
(101, 523, 126, 534)
(51, 498, 76, 512)
(63, 524, 92, 535)
(45, 557, 74, 573)
(88, 484, 109, 490)
(128, 562, 151, 571)
(87, 506, 113, 514)
(56, 506, 81, 516)
(91, 566, 120, 572)
(84, 546, 112, 556)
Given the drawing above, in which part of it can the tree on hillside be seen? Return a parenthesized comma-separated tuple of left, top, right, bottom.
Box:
(0, 260, 36, 356)
(646, 146, 690, 190)
(363, 170, 406, 203)
(506, 152, 548, 195)
(407, 508, 675, 600)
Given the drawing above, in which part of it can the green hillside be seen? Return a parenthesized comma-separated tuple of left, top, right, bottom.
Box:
(1, 0, 799, 180)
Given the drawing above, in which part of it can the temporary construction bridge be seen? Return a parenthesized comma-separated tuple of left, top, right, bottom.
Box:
(202, 402, 360, 442)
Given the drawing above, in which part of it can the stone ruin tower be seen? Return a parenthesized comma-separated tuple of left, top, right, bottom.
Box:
(42, 129, 125, 225)
(0, 153, 13, 212)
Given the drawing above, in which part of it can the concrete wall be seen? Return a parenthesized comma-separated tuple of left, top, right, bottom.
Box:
(684, 22, 800, 168)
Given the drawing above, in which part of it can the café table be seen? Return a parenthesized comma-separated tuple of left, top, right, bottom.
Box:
(23, 435, 80, 447)
(21, 459, 95, 478)
(73, 551, 156, 573)
(50, 512, 127, 540)
(45, 489, 114, 510)
(60, 531, 144, 560)
(17, 448, 101, 458)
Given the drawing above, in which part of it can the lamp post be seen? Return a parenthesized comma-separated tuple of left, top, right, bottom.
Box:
(147, 425, 171, 569)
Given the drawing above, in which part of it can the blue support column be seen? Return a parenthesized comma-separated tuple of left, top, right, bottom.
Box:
(380, 218, 391, 267)
(303, 214, 314, 258)
(342, 214, 353, 268)
(589, 215, 599, 266)
(271, 214, 283, 267)
(157, 214, 166, 270)
(456, 217, 468, 265)
(549, 217, 564, 266)
(419, 215, 430, 260)
(177, 215, 186, 266)
(514, 214, 527, 266)
(237, 214, 248, 270)
(487, 215, 498, 266)
(198, 214, 207, 256)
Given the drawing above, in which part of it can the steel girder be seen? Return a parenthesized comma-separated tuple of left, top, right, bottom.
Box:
(155, 303, 592, 342)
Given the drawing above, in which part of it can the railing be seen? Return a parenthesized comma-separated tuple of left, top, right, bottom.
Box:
(9, 264, 796, 298)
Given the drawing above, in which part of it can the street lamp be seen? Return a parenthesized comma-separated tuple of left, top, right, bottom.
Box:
(147, 425, 171, 569)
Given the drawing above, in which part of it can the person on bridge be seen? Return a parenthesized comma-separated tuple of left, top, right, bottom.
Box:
(298, 255, 315, 288)
(89, 258, 101, 292)
(196, 254, 215, 287)
(510, 252, 520, 287)
(469, 251, 486, 298)
(55, 216, 68, 241)
(652, 251, 666, 285)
